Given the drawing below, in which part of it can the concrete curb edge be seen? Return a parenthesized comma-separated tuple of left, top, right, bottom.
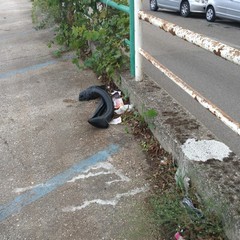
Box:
(114, 71, 240, 240)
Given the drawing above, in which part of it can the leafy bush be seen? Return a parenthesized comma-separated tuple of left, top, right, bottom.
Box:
(32, 0, 130, 79)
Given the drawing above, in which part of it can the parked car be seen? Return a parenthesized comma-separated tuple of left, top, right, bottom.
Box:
(206, 0, 240, 22)
(150, 0, 206, 17)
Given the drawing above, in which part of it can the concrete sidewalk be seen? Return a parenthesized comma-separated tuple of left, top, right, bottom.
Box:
(0, 1, 155, 239)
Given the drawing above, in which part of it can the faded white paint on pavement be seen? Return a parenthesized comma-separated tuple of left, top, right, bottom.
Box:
(13, 160, 130, 194)
(62, 186, 149, 212)
(62, 161, 149, 212)
(67, 161, 130, 184)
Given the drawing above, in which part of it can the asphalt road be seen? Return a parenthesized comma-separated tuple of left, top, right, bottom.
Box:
(142, 1, 240, 156)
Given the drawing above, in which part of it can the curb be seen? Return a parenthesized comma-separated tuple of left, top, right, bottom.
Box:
(115, 71, 240, 240)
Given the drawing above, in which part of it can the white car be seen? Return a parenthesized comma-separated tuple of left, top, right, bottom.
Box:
(206, 0, 240, 22)
(150, 0, 206, 17)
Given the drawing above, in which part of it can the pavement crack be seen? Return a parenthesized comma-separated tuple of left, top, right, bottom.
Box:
(0, 136, 9, 146)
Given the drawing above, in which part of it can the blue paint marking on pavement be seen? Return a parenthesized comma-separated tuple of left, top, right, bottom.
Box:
(0, 144, 120, 222)
(0, 60, 57, 79)
(0, 55, 73, 79)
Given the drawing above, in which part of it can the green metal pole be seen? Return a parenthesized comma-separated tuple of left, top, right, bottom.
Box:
(129, 0, 135, 77)
(100, 0, 130, 13)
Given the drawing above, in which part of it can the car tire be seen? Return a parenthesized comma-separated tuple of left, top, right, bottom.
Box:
(150, 0, 158, 11)
(206, 6, 216, 22)
(180, 1, 190, 17)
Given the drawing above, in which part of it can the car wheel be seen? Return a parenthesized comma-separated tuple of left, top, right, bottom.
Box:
(150, 0, 158, 11)
(180, 1, 190, 17)
(206, 6, 216, 22)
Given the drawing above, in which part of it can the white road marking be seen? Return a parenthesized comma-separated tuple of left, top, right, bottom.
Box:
(62, 186, 149, 212)
(67, 162, 130, 184)
(13, 161, 130, 193)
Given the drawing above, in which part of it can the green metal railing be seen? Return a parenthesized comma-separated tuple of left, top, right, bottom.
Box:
(99, 0, 135, 77)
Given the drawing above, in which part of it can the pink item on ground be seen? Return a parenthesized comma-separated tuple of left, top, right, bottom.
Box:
(174, 232, 185, 240)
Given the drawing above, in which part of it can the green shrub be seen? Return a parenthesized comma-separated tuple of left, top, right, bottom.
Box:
(32, 0, 130, 79)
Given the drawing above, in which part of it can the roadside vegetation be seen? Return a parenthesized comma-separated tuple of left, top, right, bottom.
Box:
(32, 0, 129, 80)
(32, 1, 227, 239)
(122, 110, 227, 239)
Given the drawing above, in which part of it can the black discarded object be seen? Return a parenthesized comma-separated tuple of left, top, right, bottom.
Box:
(79, 86, 114, 128)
